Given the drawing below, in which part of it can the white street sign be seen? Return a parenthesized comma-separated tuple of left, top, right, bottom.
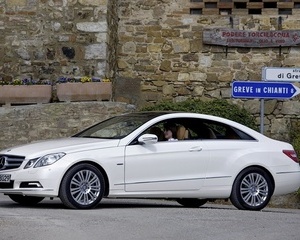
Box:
(263, 67, 300, 82)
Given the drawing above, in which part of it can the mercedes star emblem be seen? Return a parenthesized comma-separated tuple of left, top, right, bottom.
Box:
(0, 156, 7, 170)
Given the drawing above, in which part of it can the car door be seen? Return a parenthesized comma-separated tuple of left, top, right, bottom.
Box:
(195, 120, 258, 190)
(124, 139, 209, 192)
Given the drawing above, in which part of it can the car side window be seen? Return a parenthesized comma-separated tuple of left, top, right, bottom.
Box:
(136, 117, 255, 144)
(142, 120, 191, 142)
(199, 120, 255, 140)
(148, 125, 165, 141)
(168, 118, 255, 140)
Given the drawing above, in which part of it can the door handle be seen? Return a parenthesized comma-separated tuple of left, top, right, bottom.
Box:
(189, 146, 202, 152)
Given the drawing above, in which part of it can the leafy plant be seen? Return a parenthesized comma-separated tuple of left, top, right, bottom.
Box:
(283, 120, 300, 206)
(290, 121, 300, 157)
(141, 99, 258, 130)
(0, 77, 51, 85)
(56, 76, 110, 84)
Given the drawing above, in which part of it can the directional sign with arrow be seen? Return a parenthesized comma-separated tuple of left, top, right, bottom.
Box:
(232, 81, 300, 99)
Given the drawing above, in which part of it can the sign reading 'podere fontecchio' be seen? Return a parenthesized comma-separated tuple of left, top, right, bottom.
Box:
(203, 28, 300, 47)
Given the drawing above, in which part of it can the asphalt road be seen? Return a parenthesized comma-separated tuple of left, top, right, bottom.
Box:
(0, 194, 299, 240)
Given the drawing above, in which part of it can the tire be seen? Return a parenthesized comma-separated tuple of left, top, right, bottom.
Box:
(8, 195, 44, 206)
(230, 167, 273, 211)
(59, 163, 105, 209)
(176, 198, 208, 208)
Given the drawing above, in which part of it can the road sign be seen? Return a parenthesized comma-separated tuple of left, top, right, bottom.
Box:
(232, 81, 300, 99)
(263, 67, 300, 82)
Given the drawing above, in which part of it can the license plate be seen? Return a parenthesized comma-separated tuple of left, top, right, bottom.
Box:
(0, 174, 11, 183)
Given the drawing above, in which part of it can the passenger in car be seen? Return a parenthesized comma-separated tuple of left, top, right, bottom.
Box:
(163, 122, 178, 141)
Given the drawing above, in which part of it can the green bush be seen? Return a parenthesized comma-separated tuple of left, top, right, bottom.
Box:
(141, 99, 258, 130)
(290, 131, 300, 195)
(290, 124, 300, 157)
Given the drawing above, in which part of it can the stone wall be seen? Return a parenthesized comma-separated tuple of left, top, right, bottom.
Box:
(116, 0, 300, 139)
(0, 102, 135, 150)
(0, 0, 300, 140)
(0, 0, 112, 84)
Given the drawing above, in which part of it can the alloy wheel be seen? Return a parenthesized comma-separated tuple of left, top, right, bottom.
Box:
(70, 169, 102, 205)
(240, 172, 269, 207)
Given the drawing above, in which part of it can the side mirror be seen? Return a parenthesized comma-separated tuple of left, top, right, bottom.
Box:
(138, 134, 158, 144)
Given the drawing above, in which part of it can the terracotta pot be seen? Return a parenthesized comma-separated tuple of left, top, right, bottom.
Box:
(0, 85, 52, 106)
(56, 82, 112, 102)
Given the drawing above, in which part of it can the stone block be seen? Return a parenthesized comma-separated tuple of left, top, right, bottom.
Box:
(123, 42, 136, 53)
(84, 43, 107, 59)
(281, 101, 300, 115)
(193, 86, 204, 96)
(218, 72, 233, 82)
(177, 86, 189, 95)
(148, 44, 161, 53)
(183, 54, 198, 62)
(79, 0, 107, 6)
(172, 39, 190, 53)
(178, 73, 189, 82)
(159, 60, 171, 72)
(162, 29, 180, 38)
(264, 100, 277, 115)
(190, 72, 206, 81)
(206, 73, 218, 82)
(244, 99, 260, 114)
(190, 39, 202, 53)
(220, 88, 231, 98)
(76, 22, 107, 33)
(117, 59, 128, 69)
(142, 91, 163, 101)
(162, 84, 174, 95)
(7, 0, 26, 7)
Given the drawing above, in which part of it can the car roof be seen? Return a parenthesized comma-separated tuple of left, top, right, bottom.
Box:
(124, 111, 181, 117)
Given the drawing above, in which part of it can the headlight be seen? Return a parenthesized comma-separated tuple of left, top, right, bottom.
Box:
(24, 153, 66, 169)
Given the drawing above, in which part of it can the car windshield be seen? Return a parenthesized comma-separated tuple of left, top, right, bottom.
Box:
(73, 112, 164, 139)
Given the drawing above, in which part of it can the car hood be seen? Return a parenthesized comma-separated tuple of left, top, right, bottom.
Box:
(0, 137, 120, 158)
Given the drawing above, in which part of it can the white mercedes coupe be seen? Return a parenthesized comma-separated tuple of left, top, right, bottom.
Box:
(0, 112, 299, 210)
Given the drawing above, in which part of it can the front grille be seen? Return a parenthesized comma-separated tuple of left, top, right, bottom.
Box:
(0, 155, 25, 171)
(0, 181, 14, 189)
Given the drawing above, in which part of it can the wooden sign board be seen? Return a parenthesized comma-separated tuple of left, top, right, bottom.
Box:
(203, 28, 300, 47)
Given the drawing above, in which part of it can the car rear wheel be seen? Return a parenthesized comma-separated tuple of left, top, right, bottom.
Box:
(230, 167, 273, 211)
(176, 198, 208, 208)
(59, 163, 105, 209)
(8, 195, 44, 205)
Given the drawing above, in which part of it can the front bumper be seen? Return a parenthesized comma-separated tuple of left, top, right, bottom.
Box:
(0, 165, 65, 197)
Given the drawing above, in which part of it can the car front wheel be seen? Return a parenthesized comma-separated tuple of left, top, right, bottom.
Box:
(8, 195, 44, 205)
(230, 167, 273, 211)
(176, 198, 208, 208)
(59, 163, 105, 209)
